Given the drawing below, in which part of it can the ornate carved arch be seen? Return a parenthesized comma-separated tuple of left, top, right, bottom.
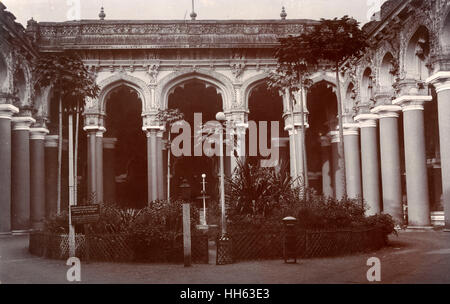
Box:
(97, 73, 151, 113)
(240, 72, 270, 110)
(156, 68, 234, 111)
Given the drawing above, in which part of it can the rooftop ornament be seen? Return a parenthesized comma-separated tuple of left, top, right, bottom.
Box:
(190, 0, 197, 21)
(280, 6, 287, 20)
(99, 6, 106, 20)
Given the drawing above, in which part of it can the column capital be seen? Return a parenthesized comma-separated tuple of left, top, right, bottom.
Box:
(44, 135, 59, 148)
(83, 125, 106, 133)
(392, 95, 432, 112)
(426, 71, 450, 93)
(102, 137, 117, 149)
(0, 104, 19, 119)
(12, 116, 36, 131)
(371, 105, 402, 118)
(354, 114, 378, 128)
(343, 123, 360, 136)
(328, 131, 340, 143)
(30, 128, 49, 140)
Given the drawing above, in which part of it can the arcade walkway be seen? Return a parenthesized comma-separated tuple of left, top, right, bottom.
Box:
(0, 231, 449, 284)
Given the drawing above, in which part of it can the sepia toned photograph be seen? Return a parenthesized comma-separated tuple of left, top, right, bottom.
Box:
(0, 0, 449, 291)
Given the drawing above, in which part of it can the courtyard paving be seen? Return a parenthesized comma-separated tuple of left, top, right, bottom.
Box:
(0, 230, 449, 284)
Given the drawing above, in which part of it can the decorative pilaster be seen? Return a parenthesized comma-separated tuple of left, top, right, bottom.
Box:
(30, 127, 49, 230)
(371, 105, 403, 223)
(11, 116, 36, 234)
(355, 114, 381, 215)
(44, 135, 58, 216)
(343, 123, 362, 199)
(320, 136, 333, 197)
(329, 131, 345, 200)
(83, 126, 105, 203)
(427, 71, 450, 230)
(145, 127, 160, 203)
(0, 104, 19, 234)
(393, 95, 432, 227)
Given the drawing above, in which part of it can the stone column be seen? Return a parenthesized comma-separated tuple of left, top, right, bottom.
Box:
(84, 127, 97, 203)
(289, 126, 306, 187)
(320, 136, 333, 197)
(329, 131, 345, 200)
(146, 127, 159, 203)
(355, 114, 381, 215)
(11, 116, 35, 234)
(96, 129, 105, 203)
(343, 123, 362, 199)
(427, 72, 450, 230)
(371, 105, 403, 223)
(393, 95, 432, 227)
(156, 131, 165, 200)
(45, 135, 58, 217)
(231, 123, 248, 175)
(103, 137, 117, 204)
(0, 104, 19, 234)
(271, 137, 290, 173)
(30, 127, 49, 230)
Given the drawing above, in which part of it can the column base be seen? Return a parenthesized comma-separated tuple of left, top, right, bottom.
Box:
(11, 229, 30, 236)
(0, 231, 12, 236)
(405, 225, 434, 231)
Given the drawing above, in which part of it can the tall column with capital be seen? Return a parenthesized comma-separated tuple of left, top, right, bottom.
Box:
(428, 72, 450, 230)
(0, 104, 19, 234)
(393, 95, 432, 227)
(329, 131, 345, 200)
(45, 135, 58, 216)
(145, 127, 159, 203)
(343, 124, 362, 199)
(355, 114, 381, 215)
(320, 136, 333, 197)
(371, 105, 403, 223)
(84, 127, 97, 202)
(30, 127, 49, 230)
(96, 129, 105, 203)
(11, 116, 35, 234)
(103, 138, 117, 204)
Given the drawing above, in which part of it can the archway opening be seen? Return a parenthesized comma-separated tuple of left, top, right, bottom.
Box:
(306, 81, 338, 193)
(247, 82, 287, 168)
(0, 55, 7, 89)
(13, 68, 26, 103)
(442, 12, 450, 52)
(406, 26, 430, 80)
(104, 85, 146, 208)
(168, 80, 223, 203)
(361, 68, 373, 104)
(380, 52, 395, 89)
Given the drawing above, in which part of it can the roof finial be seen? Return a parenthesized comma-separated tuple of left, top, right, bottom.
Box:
(190, 0, 197, 20)
(99, 6, 106, 20)
(280, 6, 287, 20)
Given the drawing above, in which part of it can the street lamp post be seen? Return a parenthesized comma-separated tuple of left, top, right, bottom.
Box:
(216, 112, 227, 236)
(201, 173, 207, 226)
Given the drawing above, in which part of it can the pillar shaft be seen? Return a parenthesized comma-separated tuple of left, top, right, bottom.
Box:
(355, 114, 381, 215)
(96, 130, 104, 203)
(30, 128, 49, 230)
(156, 132, 164, 200)
(372, 105, 403, 223)
(330, 131, 345, 200)
(45, 135, 58, 217)
(86, 129, 97, 202)
(320, 136, 333, 197)
(428, 73, 450, 230)
(343, 126, 362, 199)
(0, 104, 19, 234)
(394, 95, 432, 227)
(146, 129, 159, 203)
(11, 116, 35, 234)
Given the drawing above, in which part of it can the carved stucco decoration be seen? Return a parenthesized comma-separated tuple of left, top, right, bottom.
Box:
(230, 62, 246, 81)
(146, 63, 160, 84)
(155, 68, 235, 111)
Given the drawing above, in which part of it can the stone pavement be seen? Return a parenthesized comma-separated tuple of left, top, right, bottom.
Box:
(0, 231, 449, 284)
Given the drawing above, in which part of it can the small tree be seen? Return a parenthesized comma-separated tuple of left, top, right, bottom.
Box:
(34, 53, 100, 210)
(156, 109, 184, 203)
(272, 16, 367, 198)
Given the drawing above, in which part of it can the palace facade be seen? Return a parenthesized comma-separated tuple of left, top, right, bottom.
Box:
(0, 0, 449, 234)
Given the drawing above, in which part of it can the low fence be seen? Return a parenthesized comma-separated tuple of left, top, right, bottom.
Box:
(29, 232, 209, 264)
(223, 226, 387, 262)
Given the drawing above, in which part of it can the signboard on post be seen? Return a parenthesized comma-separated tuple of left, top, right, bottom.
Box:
(70, 205, 100, 225)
